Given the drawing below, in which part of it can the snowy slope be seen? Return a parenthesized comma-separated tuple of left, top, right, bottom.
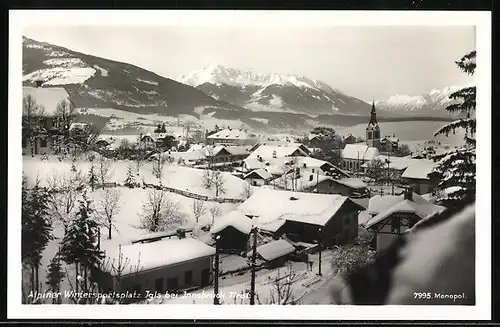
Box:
(22, 37, 243, 118)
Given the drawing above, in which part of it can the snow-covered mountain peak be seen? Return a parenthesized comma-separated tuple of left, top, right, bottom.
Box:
(178, 64, 335, 93)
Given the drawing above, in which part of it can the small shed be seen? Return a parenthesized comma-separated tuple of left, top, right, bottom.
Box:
(244, 168, 273, 186)
(211, 211, 253, 253)
(250, 239, 296, 268)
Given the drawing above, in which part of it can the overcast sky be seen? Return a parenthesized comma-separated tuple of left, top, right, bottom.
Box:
(23, 25, 475, 102)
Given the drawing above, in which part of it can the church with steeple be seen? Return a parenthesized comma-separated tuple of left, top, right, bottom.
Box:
(366, 100, 381, 150)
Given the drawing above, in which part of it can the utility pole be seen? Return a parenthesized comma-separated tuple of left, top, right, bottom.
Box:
(318, 227, 323, 276)
(250, 227, 258, 305)
(213, 235, 220, 305)
(316, 170, 319, 193)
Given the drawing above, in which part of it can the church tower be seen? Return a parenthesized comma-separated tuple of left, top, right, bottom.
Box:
(366, 100, 381, 149)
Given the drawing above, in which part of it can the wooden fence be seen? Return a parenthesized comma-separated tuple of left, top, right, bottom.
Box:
(142, 182, 244, 204)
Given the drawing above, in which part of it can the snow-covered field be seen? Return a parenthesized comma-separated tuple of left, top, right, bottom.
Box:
(23, 156, 252, 200)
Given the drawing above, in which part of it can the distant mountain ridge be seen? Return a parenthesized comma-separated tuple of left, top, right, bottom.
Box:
(22, 37, 244, 117)
(178, 64, 372, 116)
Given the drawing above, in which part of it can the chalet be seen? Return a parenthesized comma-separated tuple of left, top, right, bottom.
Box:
(247, 143, 311, 161)
(401, 159, 438, 195)
(237, 188, 365, 246)
(244, 169, 273, 186)
(341, 143, 379, 173)
(22, 86, 73, 156)
(365, 188, 446, 252)
(211, 211, 252, 253)
(343, 134, 357, 146)
(206, 128, 259, 146)
(206, 145, 251, 165)
(380, 135, 400, 153)
(139, 134, 156, 149)
(249, 239, 296, 268)
(98, 236, 215, 301)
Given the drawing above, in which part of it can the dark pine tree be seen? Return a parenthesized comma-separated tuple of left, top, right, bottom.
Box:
(88, 164, 97, 191)
(124, 165, 136, 188)
(429, 50, 476, 210)
(60, 193, 104, 299)
(45, 250, 66, 304)
(22, 176, 54, 293)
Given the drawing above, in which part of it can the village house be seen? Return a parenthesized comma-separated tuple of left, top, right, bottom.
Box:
(211, 211, 253, 253)
(380, 135, 400, 153)
(247, 143, 311, 161)
(342, 134, 357, 146)
(237, 188, 364, 246)
(248, 239, 296, 269)
(22, 86, 73, 156)
(244, 168, 273, 186)
(98, 236, 215, 300)
(401, 159, 438, 195)
(365, 188, 446, 252)
(206, 128, 259, 146)
(341, 143, 380, 173)
(206, 145, 251, 165)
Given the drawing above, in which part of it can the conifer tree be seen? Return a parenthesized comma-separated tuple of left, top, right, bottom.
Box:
(124, 164, 136, 188)
(60, 193, 104, 295)
(22, 176, 54, 293)
(88, 164, 97, 191)
(430, 50, 476, 208)
(46, 250, 65, 304)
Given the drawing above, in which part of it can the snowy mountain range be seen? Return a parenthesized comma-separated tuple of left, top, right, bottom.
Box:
(178, 64, 371, 116)
(22, 36, 460, 131)
(22, 37, 243, 117)
(375, 85, 472, 118)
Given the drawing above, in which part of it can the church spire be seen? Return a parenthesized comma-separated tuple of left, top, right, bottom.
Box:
(369, 99, 378, 125)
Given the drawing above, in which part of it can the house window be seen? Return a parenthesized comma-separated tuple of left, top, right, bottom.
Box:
(312, 168, 315, 173)
(252, 181, 257, 186)
(167, 277, 179, 291)
(40, 138, 48, 148)
(185, 271, 193, 285)
(391, 218, 400, 234)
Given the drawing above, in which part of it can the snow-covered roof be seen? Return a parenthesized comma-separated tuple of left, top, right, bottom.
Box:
(244, 168, 273, 180)
(23, 86, 71, 116)
(401, 160, 437, 180)
(367, 193, 429, 215)
(247, 144, 309, 160)
(187, 144, 204, 152)
(365, 199, 446, 229)
(381, 136, 399, 143)
(271, 170, 332, 192)
(103, 238, 215, 276)
(342, 143, 379, 160)
(334, 178, 367, 190)
(217, 145, 251, 156)
(255, 239, 295, 261)
(211, 211, 253, 235)
(259, 219, 287, 233)
(207, 128, 255, 140)
(238, 188, 359, 227)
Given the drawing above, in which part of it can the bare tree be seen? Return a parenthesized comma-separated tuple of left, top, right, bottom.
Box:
(192, 199, 207, 225)
(212, 170, 226, 197)
(55, 99, 76, 136)
(140, 189, 185, 232)
(46, 171, 84, 231)
(256, 264, 304, 305)
(22, 94, 46, 157)
(97, 154, 115, 188)
(330, 244, 375, 280)
(209, 205, 222, 225)
(240, 182, 254, 200)
(95, 188, 121, 240)
(98, 245, 144, 303)
(152, 154, 165, 185)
